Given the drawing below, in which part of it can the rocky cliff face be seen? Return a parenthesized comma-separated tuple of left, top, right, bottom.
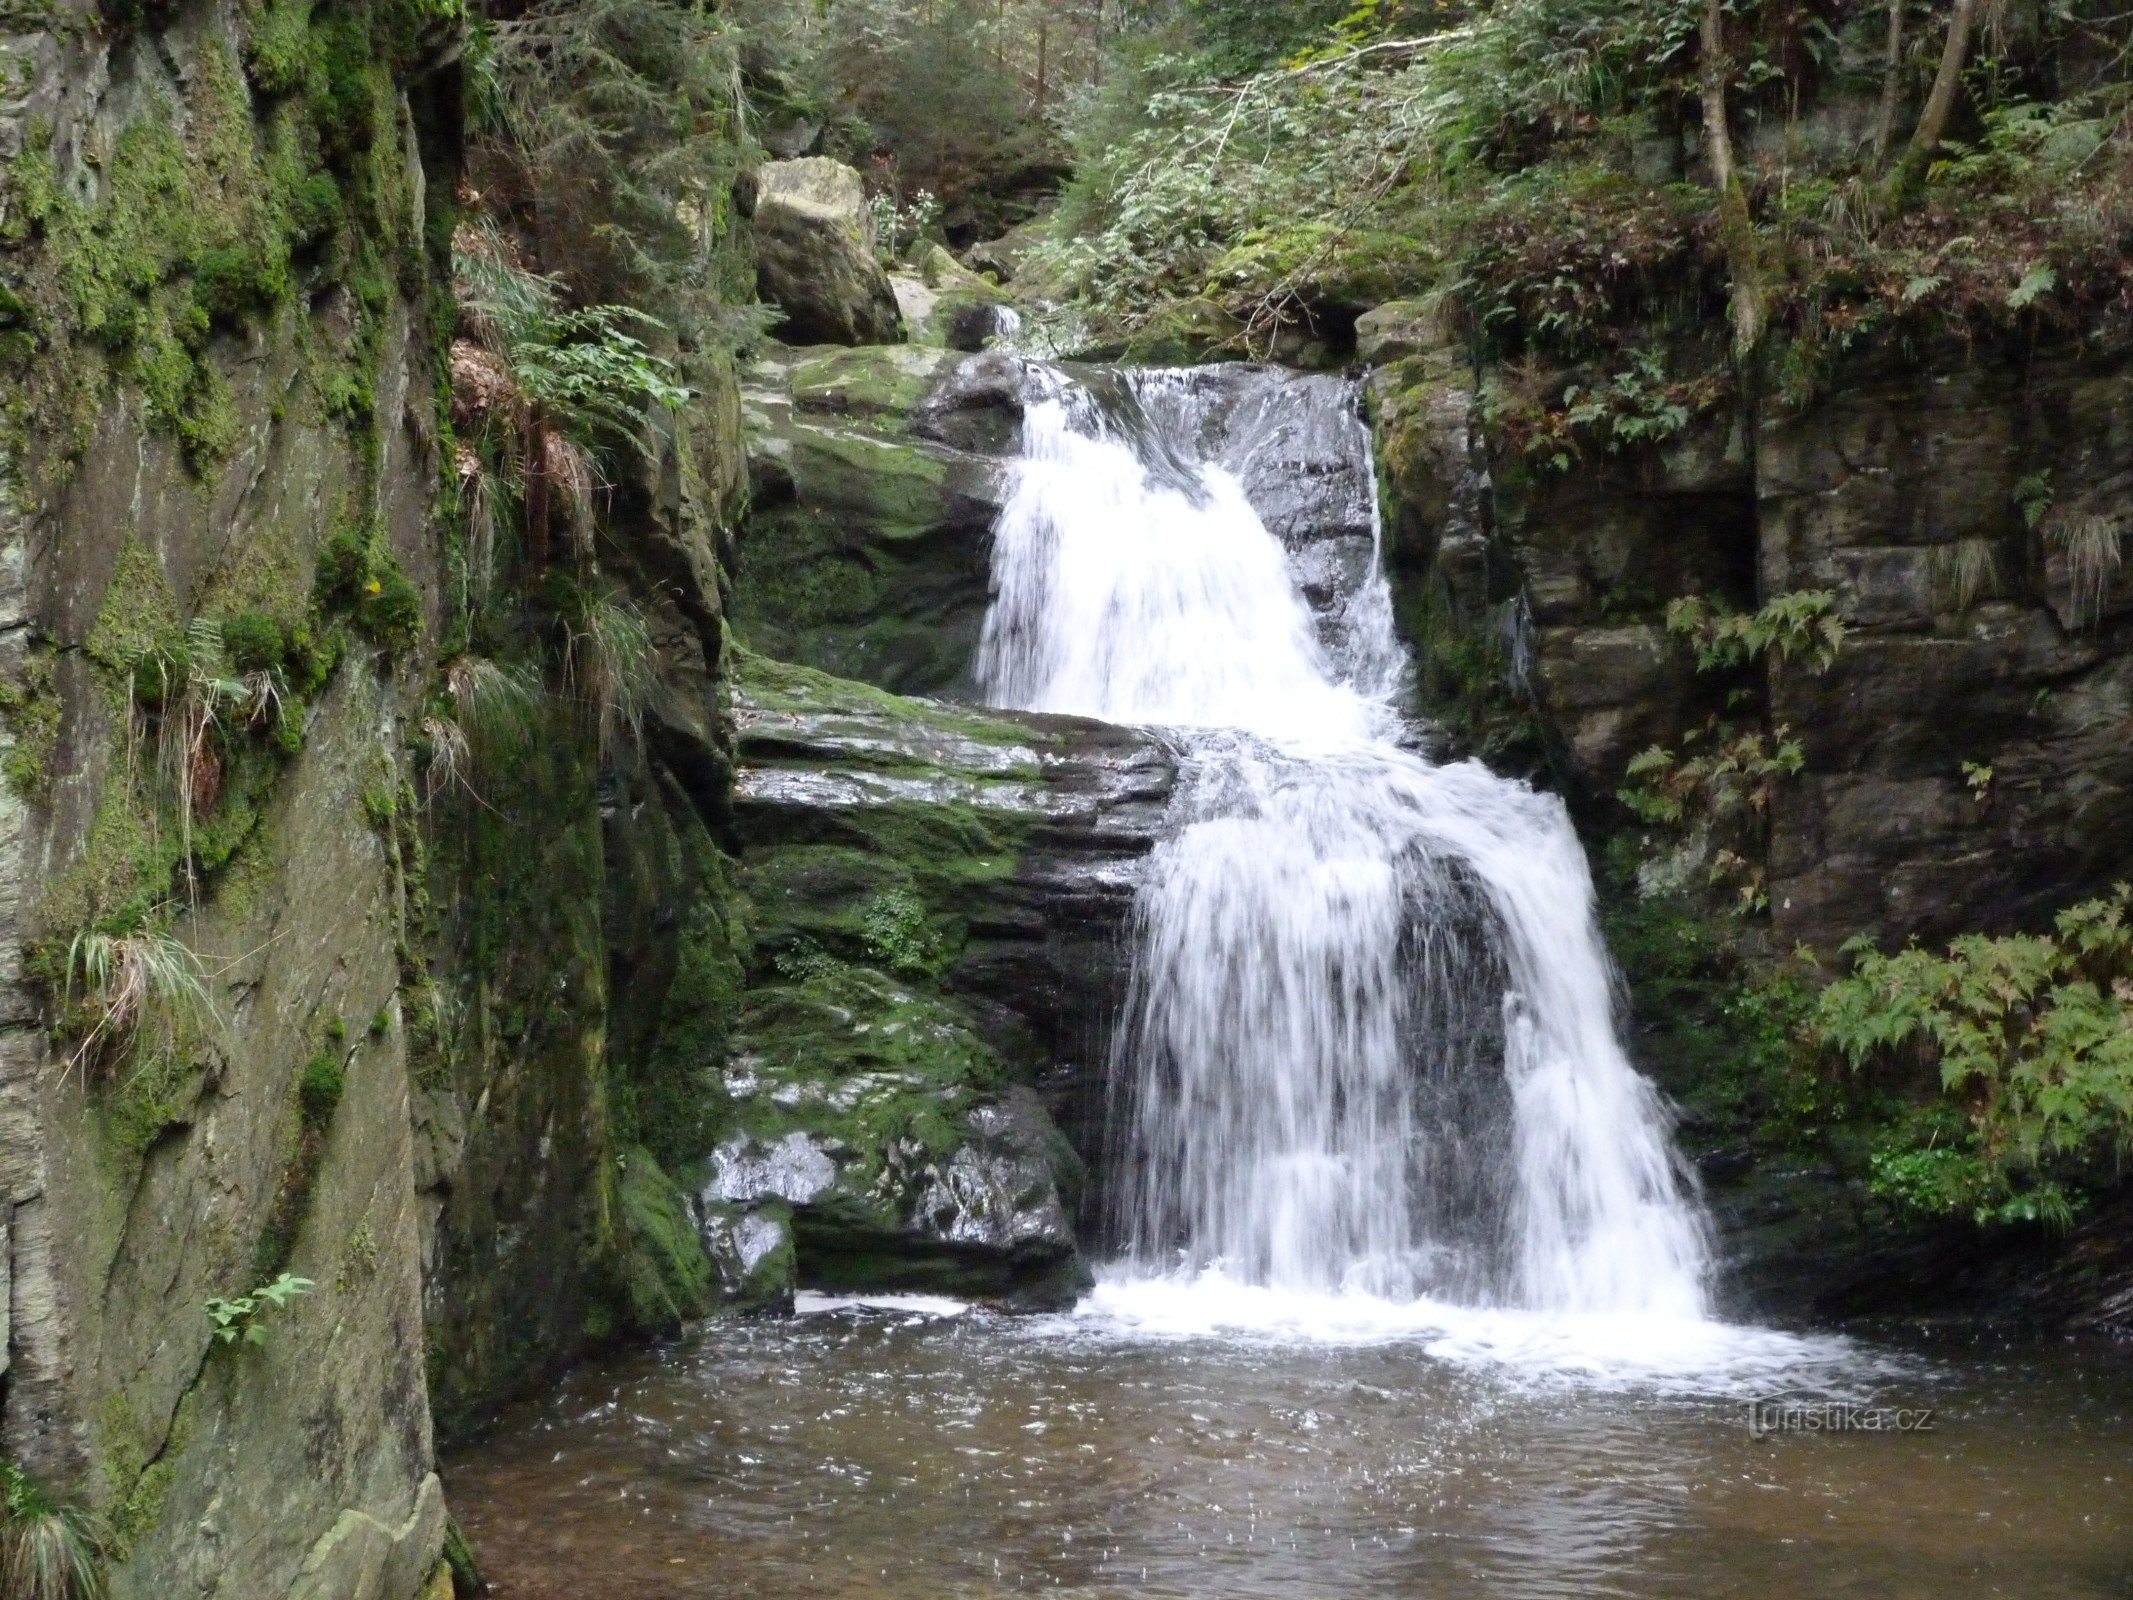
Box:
(0, 0, 759, 1588)
(1372, 312, 2133, 954)
(0, 0, 463, 1590)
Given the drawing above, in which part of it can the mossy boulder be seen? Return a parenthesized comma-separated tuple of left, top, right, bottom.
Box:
(788, 345, 956, 420)
(736, 350, 1008, 693)
(716, 652, 1177, 1292)
(754, 158, 905, 347)
(697, 966, 1086, 1307)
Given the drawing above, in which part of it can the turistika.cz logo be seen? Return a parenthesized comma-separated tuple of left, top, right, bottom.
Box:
(1745, 1395, 1937, 1437)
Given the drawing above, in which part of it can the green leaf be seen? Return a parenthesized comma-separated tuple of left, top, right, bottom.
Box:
(2007, 263, 2058, 310)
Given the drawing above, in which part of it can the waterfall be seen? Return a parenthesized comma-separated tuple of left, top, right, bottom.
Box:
(977, 362, 1712, 1321)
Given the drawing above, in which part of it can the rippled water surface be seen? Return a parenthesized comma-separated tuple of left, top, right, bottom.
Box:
(445, 1297, 2132, 1599)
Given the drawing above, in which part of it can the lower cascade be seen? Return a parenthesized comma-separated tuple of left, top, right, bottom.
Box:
(978, 362, 1712, 1318)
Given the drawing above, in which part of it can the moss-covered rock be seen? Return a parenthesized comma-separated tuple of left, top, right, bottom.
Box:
(753, 158, 905, 347)
(617, 1146, 716, 1334)
(700, 650, 1176, 1305)
(734, 350, 1007, 693)
(700, 965, 1085, 1306)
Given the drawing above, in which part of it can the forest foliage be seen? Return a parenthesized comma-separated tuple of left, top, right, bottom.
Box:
(1030, 0, 2133, 368)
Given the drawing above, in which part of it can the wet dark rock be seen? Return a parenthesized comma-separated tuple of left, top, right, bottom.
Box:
(703, 653, 1176, 1304)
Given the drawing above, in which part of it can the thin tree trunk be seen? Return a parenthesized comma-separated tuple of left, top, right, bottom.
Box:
(1885, 0, 1983, 203)
(1036, 15, 1048, 112)
(1871, 0, 1906, 167)
(1700, 0, 1764, 355)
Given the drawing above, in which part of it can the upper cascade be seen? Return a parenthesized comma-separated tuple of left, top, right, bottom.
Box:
(977, 359, 1713, 1318)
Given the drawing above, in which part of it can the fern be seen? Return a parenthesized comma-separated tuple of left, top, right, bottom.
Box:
(1664, 590, 1846, 674)
(1819, 886, 2133, 1224)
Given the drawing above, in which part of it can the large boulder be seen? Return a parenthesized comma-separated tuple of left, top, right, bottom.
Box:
(754, 158, 906, 346)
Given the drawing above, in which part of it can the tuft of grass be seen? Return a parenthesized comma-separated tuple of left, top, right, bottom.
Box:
(563, 595, 654, 758)
(58, 928, 212, 1083)
(1, 1459, 109, 1600)
(1928, 537, 2000, 613)
(419, 715, 474, 803)
(446, 656, 538, 750)
(2053, 514, 2124, 626)
(425, 656, 539, 803)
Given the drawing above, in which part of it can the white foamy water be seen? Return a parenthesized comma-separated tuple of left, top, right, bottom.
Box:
(977, 363, 1787, 1373)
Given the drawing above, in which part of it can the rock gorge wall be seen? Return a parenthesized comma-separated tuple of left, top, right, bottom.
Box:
(1371, 310, 2133, 952)
(0, 0, 464, 1591)
(0, 0, 762, 1590)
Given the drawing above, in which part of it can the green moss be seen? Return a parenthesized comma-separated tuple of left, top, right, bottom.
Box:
(629, 890, 748, 1172)
(298, 1047, 346, 1127)
(0, 646, 62, 800)
(98, 1390, 194, 1562)
(710, 965, 1008, 1240)
(730, 648, 1044, 759)
(99, 1043, 211, 1172)
(219, 611, 287, 673)
(1, 0, 427, 481)
(245, 0, 322, 96)
(787, 346, 953, 421)
(85, 533, 182, 673)
(316, 520, 422, 652)
(616, 1145, 714, 1334)
(783, 427, 947, 539)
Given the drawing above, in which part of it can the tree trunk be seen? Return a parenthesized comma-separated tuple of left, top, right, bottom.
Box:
(1699, 0, 1765, 355)
(1871, 0, 1906, 167)
(1885, 0, 1983, 203)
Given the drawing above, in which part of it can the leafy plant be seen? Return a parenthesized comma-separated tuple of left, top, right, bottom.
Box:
(204, 1273, 315, 1347)
(1818, 887, 2133, 1224)
(0, 1459, 109, 1600)
(859, 888, 944, 975)
(1664, 590, 1846, 674)
(1619, 721, 1804, 914)
(1560, 349, 1691, 449)
(772, 936, 844, 983)
(2012, 469, 2055, 531)
(867, 187, 941, 266)
(453, 227, 689, 569)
